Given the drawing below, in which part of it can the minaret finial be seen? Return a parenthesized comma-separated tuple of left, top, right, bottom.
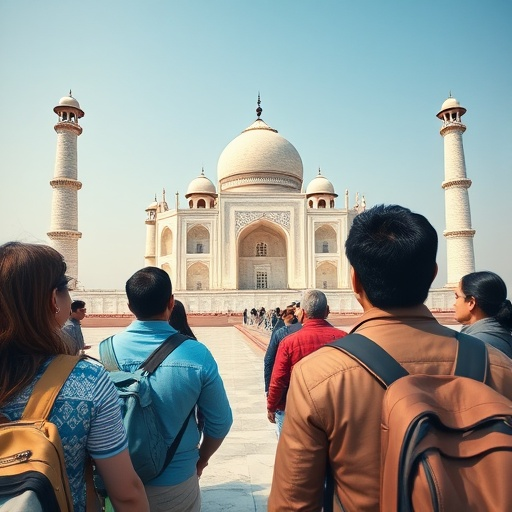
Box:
(449, 90, 452, 98)
(69, 89, 72, 97)
(201, 167, 205, 176)
(256, 92, 262, 118)
(318, 167, 321, 175)
(154, 193, 157, 202)
(162, 188, 166, 203)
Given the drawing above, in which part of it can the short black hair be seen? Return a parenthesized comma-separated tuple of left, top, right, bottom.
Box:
(345, 204, 438, 308)
(71, 300, 85, 312)
(126, 267, 172, 319)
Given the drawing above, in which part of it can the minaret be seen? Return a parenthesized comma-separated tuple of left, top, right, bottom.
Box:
(48, 91, 85, 290)
(144, 195, 158, 267)
(437, 95, 475, 288)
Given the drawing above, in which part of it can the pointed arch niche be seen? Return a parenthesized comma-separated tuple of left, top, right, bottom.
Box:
(187, 262, 209, 291)
(315, 224, 337, 254)
(316, 261, 337, 289)
(160, 227, 173, 256)
(238, 220, 287, 290)
(187, 225, 210, 254)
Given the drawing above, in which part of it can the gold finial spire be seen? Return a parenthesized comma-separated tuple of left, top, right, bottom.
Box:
(256, 92, 262, 118)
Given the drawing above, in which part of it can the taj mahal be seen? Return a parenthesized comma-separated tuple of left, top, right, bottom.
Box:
(48, 93, 473, 314)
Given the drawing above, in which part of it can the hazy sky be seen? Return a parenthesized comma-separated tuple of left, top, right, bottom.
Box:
(1, 1, 511, 292)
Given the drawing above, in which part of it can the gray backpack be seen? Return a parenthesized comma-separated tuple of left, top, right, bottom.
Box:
(99, 333, 195, 483)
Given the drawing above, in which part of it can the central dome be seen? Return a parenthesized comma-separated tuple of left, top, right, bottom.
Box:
(217, 117, 303, 193)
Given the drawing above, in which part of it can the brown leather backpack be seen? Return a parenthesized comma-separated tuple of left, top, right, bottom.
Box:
(0, 355, 80, 511)
(330, 332, 512, 512)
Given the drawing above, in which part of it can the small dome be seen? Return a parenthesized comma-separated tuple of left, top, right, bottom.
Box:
(440, 97, 459, 111)
(145, 200, 158, 211)
(59, 95, 81, 109)
(186, 171, 217, 197)
(306, 170, 336, 196)
(437, 96, 466, 118)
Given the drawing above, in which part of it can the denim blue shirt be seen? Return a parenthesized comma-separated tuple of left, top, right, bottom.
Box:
(109, 320, 233, 486)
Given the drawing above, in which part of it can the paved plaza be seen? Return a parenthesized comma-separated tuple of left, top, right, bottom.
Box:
(84, 325, 279, 511)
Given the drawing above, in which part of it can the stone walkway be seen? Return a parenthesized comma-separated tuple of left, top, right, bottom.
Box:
(84, 326, 277, 511)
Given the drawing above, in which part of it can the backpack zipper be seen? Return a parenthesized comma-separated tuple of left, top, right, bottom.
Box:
(0, 450, 32, 465)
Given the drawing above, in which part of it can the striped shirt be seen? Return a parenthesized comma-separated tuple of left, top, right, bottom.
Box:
(1, 358, 127, 512)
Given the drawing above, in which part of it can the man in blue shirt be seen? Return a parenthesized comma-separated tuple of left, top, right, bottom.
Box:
(103, 267, 233, 512)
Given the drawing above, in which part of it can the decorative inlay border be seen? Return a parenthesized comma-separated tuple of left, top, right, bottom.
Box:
(47, 230, 82, 239)
(221, 176, 300, 191)
(444, 229, 476, 238)
(235, 211, 291, 235)
(441, 179, 471, 189)
(440, 123, 466, 135)
(54, 123, 83, 135)
(50, 178, 83, 190)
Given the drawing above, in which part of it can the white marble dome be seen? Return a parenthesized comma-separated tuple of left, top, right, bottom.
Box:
(217, 118, 303, 192)
(306, 171, 336, 196)
(438, 96, 466, 117)
(186, 172, 217, 197)
(59, 95, 81, 109)
(145, 200, 158, 211)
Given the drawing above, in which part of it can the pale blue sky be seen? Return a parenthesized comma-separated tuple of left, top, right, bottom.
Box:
(1, 1, 511, 292)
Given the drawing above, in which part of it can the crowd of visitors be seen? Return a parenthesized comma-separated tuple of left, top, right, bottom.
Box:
(2, 203, 512, 511)
(243, 306, 281, 331)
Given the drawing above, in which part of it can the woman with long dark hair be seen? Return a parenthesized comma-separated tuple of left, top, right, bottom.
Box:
(454, 270, 512, 357)
(0, 242, 148, 511)
(169, 299, 196, 339)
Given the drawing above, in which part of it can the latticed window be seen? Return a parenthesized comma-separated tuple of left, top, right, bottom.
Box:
(256, 242, 267, 257)
(323, 281, 328, 289)
(196, 243, 203, 254)
(196, 282, 202, 290)
(256, 271, 268, 289)
(322, 241, 328, 253)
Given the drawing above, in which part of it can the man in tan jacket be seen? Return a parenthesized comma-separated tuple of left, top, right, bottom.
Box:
(268, 204, 512, 512)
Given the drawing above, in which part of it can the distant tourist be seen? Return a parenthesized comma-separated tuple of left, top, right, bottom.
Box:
(266, 290, 346, 437)
(100, 267, 232, 511)
(263, 306, 302, 406)
(270, 307, 281, 330)
(62, 300, 90, 354)
(169, 299, 197, 339)
(455, 271, 512, 357)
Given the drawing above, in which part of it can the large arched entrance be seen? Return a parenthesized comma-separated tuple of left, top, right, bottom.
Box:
(237, 220, 287, 290)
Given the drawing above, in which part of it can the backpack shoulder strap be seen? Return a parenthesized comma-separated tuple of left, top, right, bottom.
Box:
(140, 332, 191, 374)
(331, 333, 409, 388)
(454, 331, 488, 382)
(158, 405, 196, 477)
(21, 354, 82, 420)
(99, 336, 121, 372)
